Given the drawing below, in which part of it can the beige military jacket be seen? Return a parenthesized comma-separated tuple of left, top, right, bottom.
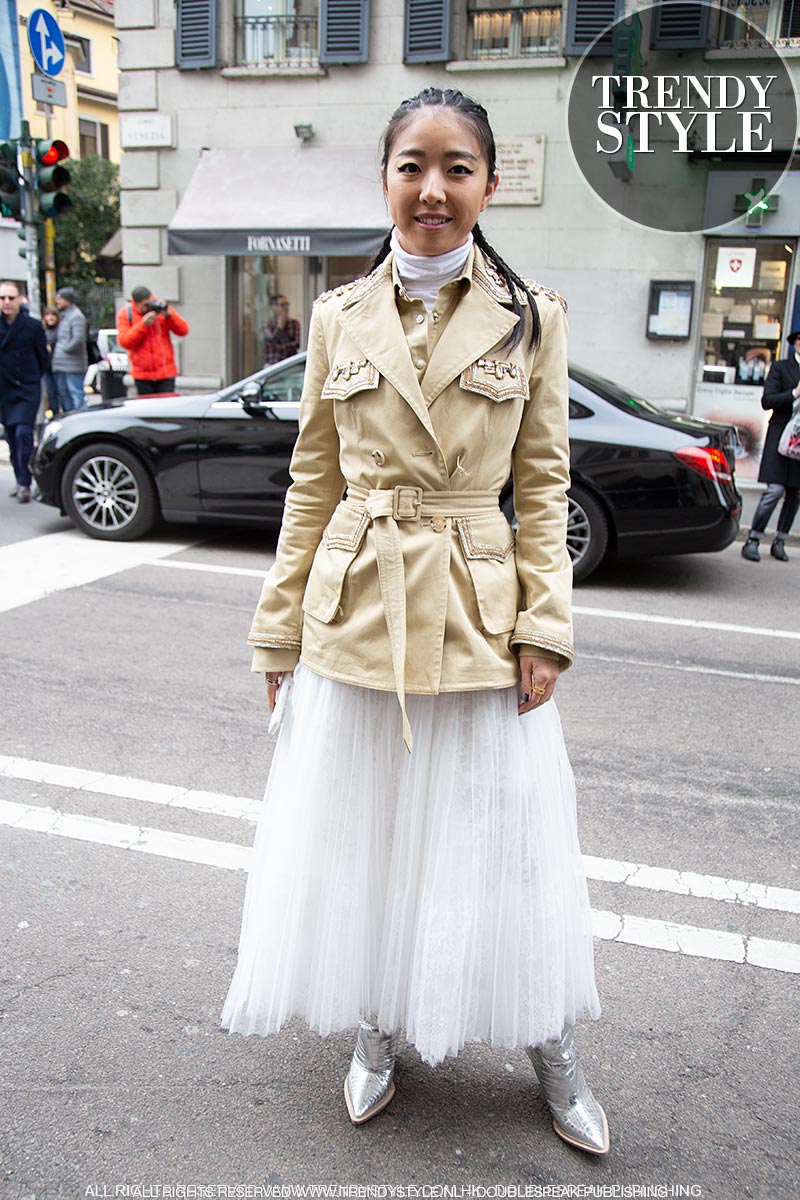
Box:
(249, 245, 574, 747)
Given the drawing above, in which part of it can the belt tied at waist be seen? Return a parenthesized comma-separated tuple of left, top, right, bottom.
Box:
(346, 485, 501, 754)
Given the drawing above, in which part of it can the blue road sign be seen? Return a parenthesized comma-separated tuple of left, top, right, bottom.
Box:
(27, 8, 65, 78)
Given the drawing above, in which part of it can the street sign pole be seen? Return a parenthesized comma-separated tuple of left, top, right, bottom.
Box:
(17, 120, 42, 318)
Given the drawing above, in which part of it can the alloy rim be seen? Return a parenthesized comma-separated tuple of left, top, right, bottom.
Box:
(72, 456, 140, 530)
(566, 497, 591, 566)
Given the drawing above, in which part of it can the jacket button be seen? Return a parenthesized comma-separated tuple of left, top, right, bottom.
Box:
(371, 449, 386, 466)
(430, 515, 447, 533)
(415, 358, 425, 369)
(415, 313, 425, 324)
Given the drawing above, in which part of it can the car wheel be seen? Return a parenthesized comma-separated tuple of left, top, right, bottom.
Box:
(62, 442, 159, 541)
(567, 484, 608, 582)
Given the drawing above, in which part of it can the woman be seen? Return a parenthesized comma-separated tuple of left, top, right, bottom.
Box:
(222, 88, 608, 1156)
(42, 306, 60, 416)
(741, 329, 800, 562)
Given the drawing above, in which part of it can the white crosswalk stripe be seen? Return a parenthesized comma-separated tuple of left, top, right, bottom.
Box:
(2, 755, 798, 976)
(0, 530, 195, 614)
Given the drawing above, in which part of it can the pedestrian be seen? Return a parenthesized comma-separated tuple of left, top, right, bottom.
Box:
(0, 280, 49, 503)
(221, 88, 608, 1156)
(116, 286, 189, 395)
(742, 329, 800, 562)
(42, 305, 60, 416)
(263, 293, 301, 365)
(51, 287, 88, 412)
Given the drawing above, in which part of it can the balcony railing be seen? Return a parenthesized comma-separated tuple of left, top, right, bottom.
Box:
(467, 5, 562, 60)
(716, 0, 800, 49)
(234, 15, 319, 68)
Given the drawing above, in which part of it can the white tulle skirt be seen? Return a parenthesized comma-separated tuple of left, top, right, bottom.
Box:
(221, 666, 600, 1067)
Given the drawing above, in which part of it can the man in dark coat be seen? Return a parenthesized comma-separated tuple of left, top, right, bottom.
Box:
(0, 280, 49, 503)
(742, 330, 800, 562)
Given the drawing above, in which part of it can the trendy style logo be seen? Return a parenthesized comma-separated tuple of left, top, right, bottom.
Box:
(567, 2, 797, 233)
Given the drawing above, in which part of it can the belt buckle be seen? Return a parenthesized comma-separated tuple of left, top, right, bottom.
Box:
(392, 485, 423, 520)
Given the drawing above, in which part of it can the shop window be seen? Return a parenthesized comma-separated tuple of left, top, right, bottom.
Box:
(466, 1, 562, 61)
(693, 238, 796, 480)
(235, 0, 320, 67)
(72, 35, 92, 74)
(234, 255, 304, 380)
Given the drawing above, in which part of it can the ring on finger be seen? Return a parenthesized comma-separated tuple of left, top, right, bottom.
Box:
(531, 684, 547, 695)
(266, 676, 281, 686)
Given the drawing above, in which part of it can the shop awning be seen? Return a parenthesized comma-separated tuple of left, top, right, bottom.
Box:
(167, 147, 390, 257)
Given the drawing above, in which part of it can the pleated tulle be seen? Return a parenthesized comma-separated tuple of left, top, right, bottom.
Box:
(221, 666, 600, 1067)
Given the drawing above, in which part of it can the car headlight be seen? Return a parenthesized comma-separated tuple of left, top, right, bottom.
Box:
(40, 420, 62, 443)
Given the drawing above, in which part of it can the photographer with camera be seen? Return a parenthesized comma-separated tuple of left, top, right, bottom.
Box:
(116, 285, 189, 396)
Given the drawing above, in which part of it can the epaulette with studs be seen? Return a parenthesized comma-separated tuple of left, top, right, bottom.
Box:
(316, 276, 368, 304)
(523, 279, 568, 314)
(317, 260, 392, 308)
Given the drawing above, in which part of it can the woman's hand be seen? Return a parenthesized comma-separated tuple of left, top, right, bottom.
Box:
(518, 655, 561, 715)
(265, 671, 293, 712)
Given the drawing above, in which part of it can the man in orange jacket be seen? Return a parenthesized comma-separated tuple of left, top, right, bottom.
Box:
(116, 286, 189, 395)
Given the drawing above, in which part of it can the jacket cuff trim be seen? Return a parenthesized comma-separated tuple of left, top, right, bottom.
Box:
(511, 631, 574, 661)
(247, 633, 302, 649)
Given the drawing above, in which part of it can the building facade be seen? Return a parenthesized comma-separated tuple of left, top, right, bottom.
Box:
(0, 0, 120, 285)
(115, 0, 800, 479)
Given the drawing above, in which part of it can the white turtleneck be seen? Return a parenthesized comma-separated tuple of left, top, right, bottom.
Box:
(390, 229, 473, 313)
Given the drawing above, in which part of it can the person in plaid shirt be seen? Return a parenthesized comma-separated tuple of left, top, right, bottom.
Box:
(264, 294, 301, 365)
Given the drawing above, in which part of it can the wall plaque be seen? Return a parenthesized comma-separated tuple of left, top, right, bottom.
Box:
(494, 136, 546, 206)
(120, 113, 175, 149)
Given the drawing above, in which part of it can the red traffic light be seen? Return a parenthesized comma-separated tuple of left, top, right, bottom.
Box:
(36, 139, 69, 166)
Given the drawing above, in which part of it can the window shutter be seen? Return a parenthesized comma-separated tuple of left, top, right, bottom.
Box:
(404, 0, 451, 64)
(320, 0, 370, 63)
(781, 0, 800, 39)
(564, 0, 616, 55)
(650, 1, 710, 49)
(177, 0, 218, 70)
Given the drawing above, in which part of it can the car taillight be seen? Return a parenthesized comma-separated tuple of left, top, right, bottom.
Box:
(674, 445, 733, 485)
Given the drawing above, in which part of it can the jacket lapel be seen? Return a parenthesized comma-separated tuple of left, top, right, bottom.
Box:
(338, 265, 436, 441)
(422, 248, 520, 404)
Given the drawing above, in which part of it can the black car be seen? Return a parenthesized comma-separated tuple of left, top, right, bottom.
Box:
(32, 354, 741, 582)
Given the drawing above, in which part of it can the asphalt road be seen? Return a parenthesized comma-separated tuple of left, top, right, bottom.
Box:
(1, 471, 798, 1200)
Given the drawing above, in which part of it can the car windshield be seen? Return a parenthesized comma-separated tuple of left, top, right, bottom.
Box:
(570, 365, 662, 416)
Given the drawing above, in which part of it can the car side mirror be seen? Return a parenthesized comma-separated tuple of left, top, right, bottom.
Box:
(239, 381, 270, 415)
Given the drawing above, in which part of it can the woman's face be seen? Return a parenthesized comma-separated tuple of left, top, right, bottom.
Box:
(383, 108, 498, 257)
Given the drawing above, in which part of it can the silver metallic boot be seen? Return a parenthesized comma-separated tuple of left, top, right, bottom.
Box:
(344, 1020, 396, 1125)
(525, 1025, 610, 1155)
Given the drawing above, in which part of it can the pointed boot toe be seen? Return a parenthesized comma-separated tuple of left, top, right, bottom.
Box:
(771, 541, 789, 562)
(344, 1021, 396, 1125)
(741, 538, 761, 562)
(526, 1028, 610, 1156)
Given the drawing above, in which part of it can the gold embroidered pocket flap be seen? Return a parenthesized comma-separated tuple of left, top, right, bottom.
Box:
(321, 359, 379, 400)
(460, 359, 528, 403)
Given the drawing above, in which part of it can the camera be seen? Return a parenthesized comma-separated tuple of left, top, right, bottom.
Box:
(147, 299, 169, 314)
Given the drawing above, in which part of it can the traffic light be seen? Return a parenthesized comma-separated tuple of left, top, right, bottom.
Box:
(35, 139, 71, 218)
(0, 140, 22, 218)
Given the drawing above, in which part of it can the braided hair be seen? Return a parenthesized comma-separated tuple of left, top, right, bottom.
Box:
(372, 87, 541, 352)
